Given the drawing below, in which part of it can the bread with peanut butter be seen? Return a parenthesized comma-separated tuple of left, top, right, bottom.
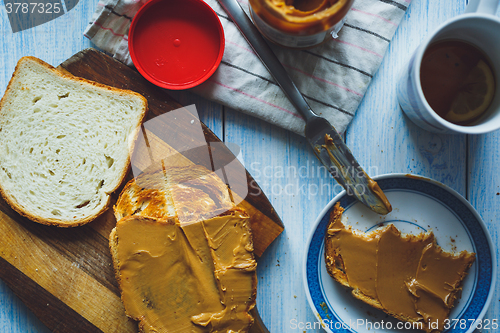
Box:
(325, 202, 475, 333)
(110, 166, 257, 333)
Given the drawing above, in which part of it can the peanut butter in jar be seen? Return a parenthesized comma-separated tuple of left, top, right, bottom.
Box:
(249, 0, 354, 48)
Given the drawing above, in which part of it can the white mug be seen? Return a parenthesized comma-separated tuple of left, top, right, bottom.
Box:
(397, 0, 500, 134)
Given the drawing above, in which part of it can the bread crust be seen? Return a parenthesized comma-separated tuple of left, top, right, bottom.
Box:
(0, 56, 148, 227)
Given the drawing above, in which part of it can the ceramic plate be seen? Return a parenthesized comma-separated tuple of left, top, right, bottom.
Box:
(303, 174, 496, 333)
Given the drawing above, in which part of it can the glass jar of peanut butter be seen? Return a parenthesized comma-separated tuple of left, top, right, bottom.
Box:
(249, 0, 354, 48)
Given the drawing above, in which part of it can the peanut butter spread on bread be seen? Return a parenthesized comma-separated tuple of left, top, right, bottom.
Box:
(111, 167, 256, 333)
(325, 203, 475, 332)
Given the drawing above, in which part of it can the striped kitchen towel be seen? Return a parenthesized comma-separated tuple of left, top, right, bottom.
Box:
(84, 0, 410, 136)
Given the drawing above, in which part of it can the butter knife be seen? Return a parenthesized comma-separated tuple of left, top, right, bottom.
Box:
(217, 0, 392, 214)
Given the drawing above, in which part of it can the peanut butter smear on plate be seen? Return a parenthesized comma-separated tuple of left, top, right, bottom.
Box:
(325, 203, 476, 332)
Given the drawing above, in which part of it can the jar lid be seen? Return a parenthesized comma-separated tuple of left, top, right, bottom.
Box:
(129, 0, 225, 90)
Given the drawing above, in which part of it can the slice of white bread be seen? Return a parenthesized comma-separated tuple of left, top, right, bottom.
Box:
(110, 166, 257, 333)
(0, 57, 148, 226)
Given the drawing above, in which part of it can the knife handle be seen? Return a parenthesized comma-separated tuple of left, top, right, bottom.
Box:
(217, 0, 318, 122)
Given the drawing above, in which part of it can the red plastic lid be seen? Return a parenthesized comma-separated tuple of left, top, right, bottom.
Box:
(129, 0, 225, 90)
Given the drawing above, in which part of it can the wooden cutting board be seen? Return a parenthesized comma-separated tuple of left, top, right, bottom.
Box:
(0, 48, 283, 333)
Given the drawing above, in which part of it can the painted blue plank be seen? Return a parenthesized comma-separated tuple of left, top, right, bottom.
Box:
(468, 132, 500, 325)
(467, 4, 500, 326)
(0, 0, 221, 329)
(224, 107, 343, 332)
(0, 0, 224, 330)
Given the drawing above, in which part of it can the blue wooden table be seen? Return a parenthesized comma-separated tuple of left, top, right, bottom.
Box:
(0, 0, 498, 332)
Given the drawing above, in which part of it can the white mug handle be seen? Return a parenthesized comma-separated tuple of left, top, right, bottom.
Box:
(464, 0, 499, 14)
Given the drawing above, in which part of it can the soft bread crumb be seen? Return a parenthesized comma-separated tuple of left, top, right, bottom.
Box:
(0, 57, 148, 226)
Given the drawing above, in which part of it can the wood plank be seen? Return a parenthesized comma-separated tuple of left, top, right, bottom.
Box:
(166, 90, 224, 139)
(0, 200, 119, 296)
(58, 48, 284, 256)
(0, 0, 233, 331)
(0, 257, 101, 333)
(3, 0, 498, 332)
(0, 0, 100, 93)
(0, 1, 104, 331)
(345, 0, 467, 193)
(223, 1, 473, 332)
(468, 132, 500, 324)
(224, 108, 344, 333)
(0, 210, 135, 333)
